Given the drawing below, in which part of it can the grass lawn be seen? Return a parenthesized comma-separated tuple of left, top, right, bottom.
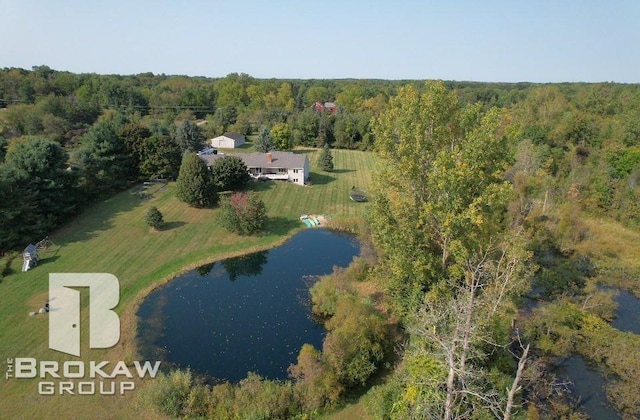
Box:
(0, 149, 376, 418)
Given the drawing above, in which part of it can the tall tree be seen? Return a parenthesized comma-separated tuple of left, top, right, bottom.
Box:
(270, 122, 292, 151)
(175, 153, 218, 207)
(1, 138, 77, 250)
(174, 119, 204, 153)
(74, 120, 133, 195)
(255, 127, 275, 153)
(371, 81, 532, 418)
(318, 143, 334, 171)
(139, 135, 183, 179)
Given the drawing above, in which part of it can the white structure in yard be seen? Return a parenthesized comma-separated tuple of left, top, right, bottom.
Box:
(210, 133, 246, 148)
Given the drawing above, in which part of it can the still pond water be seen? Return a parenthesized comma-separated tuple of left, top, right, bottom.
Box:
(561, 288, 640, 419)
(137, 229, 360, 382)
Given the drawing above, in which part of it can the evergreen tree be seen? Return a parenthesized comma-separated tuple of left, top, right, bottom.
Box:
(145, 206, 164, 229)
(174, 120, 204, 153)
(319, 143, 334, 171)
(255, 127, 275, 153)
(74, 120, 133, 195)
(0, 136, 7, 162)
(175, 153, 218, 207)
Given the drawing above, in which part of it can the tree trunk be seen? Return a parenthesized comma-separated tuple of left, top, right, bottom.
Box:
(504, 343, 530, 420)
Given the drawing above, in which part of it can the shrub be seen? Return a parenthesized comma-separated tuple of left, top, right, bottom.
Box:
(220, 192, 267, 235)
(145, 206, 164, 229)
(210, 155, 251, 191)
(138, 369, 194, 417)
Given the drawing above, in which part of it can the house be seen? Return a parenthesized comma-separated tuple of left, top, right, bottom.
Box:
(200, 151, 309, 186)
(210, 132, 246, 148)
(313, 101, 338, 114)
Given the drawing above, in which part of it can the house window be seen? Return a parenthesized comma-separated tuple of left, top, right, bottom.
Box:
(293, 169, 299, 173)
(255, 167, 262, 173)
(293, 178, 298, 183)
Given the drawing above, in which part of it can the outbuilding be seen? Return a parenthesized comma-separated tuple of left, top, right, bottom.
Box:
(210, 133, 246, 148)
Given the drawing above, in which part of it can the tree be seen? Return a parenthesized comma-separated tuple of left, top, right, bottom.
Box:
(255, 127, 275, 153)
(174, 120, 204, 153)
(1, 138, 78, 252)
(270, 122, 292, 151)
(119, 123, 152, 174)
(175, 153, 218, 207)
(220, 192, 267, 235)
(209, 156, 251, 191)
(318, 143, 334, 171)
(139, 135, 183, 179)
(371, 81, 533, 419)
(145, 206, 164, 229)
(210, 106, 238, 134)
(74, 120, 133, 195)
(0, 137, 7, 162)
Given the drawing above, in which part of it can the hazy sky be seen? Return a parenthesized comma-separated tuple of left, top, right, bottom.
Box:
(2, 0, 638, 82)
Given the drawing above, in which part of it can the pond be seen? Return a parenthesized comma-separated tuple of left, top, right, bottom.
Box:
(611, 288, 640, 334)
(136, 229, 360, 382)
(560, 356, 620, 419)
(561, 288, 640, 419)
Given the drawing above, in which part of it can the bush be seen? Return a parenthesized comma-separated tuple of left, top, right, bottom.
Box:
(210, 155, 251, 191)
(220, 192, 267, 235)
(138, 369, 194, 417)
(145, 206, 164, 229)
(323, 294, 388, 387)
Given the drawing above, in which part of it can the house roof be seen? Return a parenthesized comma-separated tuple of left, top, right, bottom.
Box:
(214, 132, 245, 142)
(242, 152, 307, 169)
(200, 151, 307, 170)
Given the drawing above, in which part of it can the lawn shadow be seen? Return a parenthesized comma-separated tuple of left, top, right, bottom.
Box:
(309, 172, 336, 185)
(331, 169, 355, 174)
(161, 221, 186, 231)
(246, 180, 277, 193)
(38, 255, 61, 266)
(266, 217, 301, 236)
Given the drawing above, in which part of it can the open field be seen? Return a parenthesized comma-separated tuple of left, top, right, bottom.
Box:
(0, 149, 376, 418)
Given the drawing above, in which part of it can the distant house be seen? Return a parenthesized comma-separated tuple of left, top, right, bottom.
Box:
(201, 151, 309, 186)
(210, 133, 246, 148)
(313, 101, 338, 114)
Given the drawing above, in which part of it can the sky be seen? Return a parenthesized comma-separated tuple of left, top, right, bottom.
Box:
(1, 0, 639, 83)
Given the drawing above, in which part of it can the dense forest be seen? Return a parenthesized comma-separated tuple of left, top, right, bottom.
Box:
(1, 66, 640, 417)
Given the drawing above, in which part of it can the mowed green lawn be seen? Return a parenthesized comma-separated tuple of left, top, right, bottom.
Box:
(0, 149, 376, 418)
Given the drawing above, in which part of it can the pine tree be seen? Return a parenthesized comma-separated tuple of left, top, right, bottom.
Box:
(175, 153, 218, 207)
(145, 206, 164, 229)
(319, 143, 334, 172)
(255, 127, 275, 153)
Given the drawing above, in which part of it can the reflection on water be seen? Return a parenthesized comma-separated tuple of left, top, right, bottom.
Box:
(137, 229, 360, 382)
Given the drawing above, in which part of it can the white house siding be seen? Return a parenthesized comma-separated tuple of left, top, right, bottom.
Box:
(210, 134, 246, 148)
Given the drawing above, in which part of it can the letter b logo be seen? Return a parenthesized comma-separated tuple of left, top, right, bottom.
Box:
(49, 274, 120, 357)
